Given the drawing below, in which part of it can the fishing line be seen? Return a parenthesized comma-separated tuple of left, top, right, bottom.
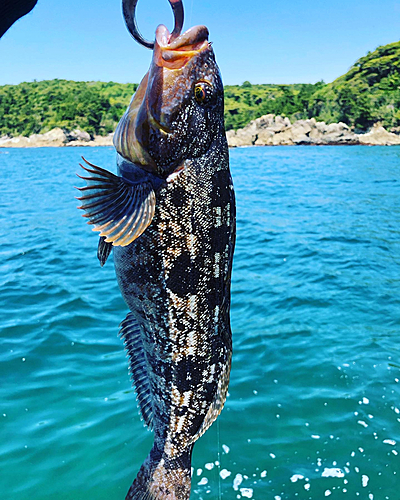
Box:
(217, 418, 222, 500)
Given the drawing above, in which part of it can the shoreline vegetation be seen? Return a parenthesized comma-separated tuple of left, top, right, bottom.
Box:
(1, 40, 400, 146)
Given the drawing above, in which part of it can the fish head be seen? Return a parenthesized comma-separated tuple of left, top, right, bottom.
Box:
(114, 24, 225, 178)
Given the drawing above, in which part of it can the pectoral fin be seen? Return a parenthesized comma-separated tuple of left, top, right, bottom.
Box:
(97, 236, 113, 267)
(76, 158, 156, 247)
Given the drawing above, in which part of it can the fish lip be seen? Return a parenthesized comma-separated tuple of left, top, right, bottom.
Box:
(161, 40, 210, 63)
(156, 24, 209, 50)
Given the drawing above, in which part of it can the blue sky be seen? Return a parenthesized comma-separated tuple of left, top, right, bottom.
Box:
(1, 0, 399, 86)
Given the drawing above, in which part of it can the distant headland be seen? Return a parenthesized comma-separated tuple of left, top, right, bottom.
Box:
(1, 40, 399, 146)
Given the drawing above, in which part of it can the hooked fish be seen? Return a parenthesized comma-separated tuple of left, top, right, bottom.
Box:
(77, 0, 235, 498)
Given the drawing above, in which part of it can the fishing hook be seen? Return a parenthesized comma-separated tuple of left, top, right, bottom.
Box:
(122, 0, 184, 49)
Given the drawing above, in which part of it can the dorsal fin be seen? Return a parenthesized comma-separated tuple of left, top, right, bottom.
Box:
(119, 313, 153, 429)
(76, 157, 156, 247)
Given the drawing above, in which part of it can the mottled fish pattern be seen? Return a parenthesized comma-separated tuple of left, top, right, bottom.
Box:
(77, 19, 235, 500)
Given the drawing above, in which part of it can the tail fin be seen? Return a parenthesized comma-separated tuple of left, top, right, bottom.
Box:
(126, 445, 193, 500)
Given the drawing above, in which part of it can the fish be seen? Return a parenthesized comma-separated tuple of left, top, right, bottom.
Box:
(76, 0, 235, 498)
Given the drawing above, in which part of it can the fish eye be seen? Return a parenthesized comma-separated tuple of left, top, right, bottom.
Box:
(194, 82, 213, 105)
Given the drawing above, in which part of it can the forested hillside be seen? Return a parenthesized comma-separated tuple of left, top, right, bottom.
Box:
(1, 40, 399, 137)
(309, 41, 400, 130)
(0, 80, 138, 137)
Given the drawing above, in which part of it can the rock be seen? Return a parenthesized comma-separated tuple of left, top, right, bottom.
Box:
(0, 135, 11, 145)
(290, 120, 313, 144)
(92, 134, 114, 146)
(226, 128, 255, 147)
(253, 114, 275, 129)
(389, 126, 400, 135)
(0, 128, 68, 147)
(292, 120, 312, 136)
(359, 123, 400, 145)
(272, 128, 294, 145)
(270, 115, 291, 132)
(227, 114, 293, 147)
(314, 121, 328, 134)
(0, 135, 31, 147)
(37, 128, 68, 145)
(318, 122, 358, 145)
(254, 129, 274, 146)
(67, 129, 91, 142)
(65, 133, 114, 147)
(226, 114, 362, 147)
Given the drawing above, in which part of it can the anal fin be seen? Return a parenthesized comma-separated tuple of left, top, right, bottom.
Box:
(97, 236, 113, 267)
(76, 157, 156, 247)
(120, 313, 153, 429)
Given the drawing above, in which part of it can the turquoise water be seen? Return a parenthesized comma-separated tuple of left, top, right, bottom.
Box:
(1, 146, 400, 499)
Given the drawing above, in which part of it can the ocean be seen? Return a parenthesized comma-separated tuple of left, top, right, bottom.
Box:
(1, 145, 399, 499)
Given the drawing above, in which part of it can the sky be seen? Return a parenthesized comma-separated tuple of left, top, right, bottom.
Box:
(0, 0, 400, 86)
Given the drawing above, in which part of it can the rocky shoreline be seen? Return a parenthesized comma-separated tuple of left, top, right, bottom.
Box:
(1, 115, 400, 148)
(226, 114, 400, 147)
(0, 128, 114, 148)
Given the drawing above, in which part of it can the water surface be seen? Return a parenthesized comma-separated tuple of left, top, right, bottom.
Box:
(1, 146, 399, 499)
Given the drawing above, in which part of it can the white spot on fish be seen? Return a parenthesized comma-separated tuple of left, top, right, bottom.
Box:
(240, 488, 253, 498)
(176, 416, 186, 433)
(222, 444, 230, 454)
(182, 390, 192, 407)
(198, 477, 208, 486)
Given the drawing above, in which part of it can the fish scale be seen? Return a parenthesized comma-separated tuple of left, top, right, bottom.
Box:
(77, 5, 235, 498)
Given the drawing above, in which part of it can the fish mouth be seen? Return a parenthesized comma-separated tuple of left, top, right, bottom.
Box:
(154, 24, 210, 69)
